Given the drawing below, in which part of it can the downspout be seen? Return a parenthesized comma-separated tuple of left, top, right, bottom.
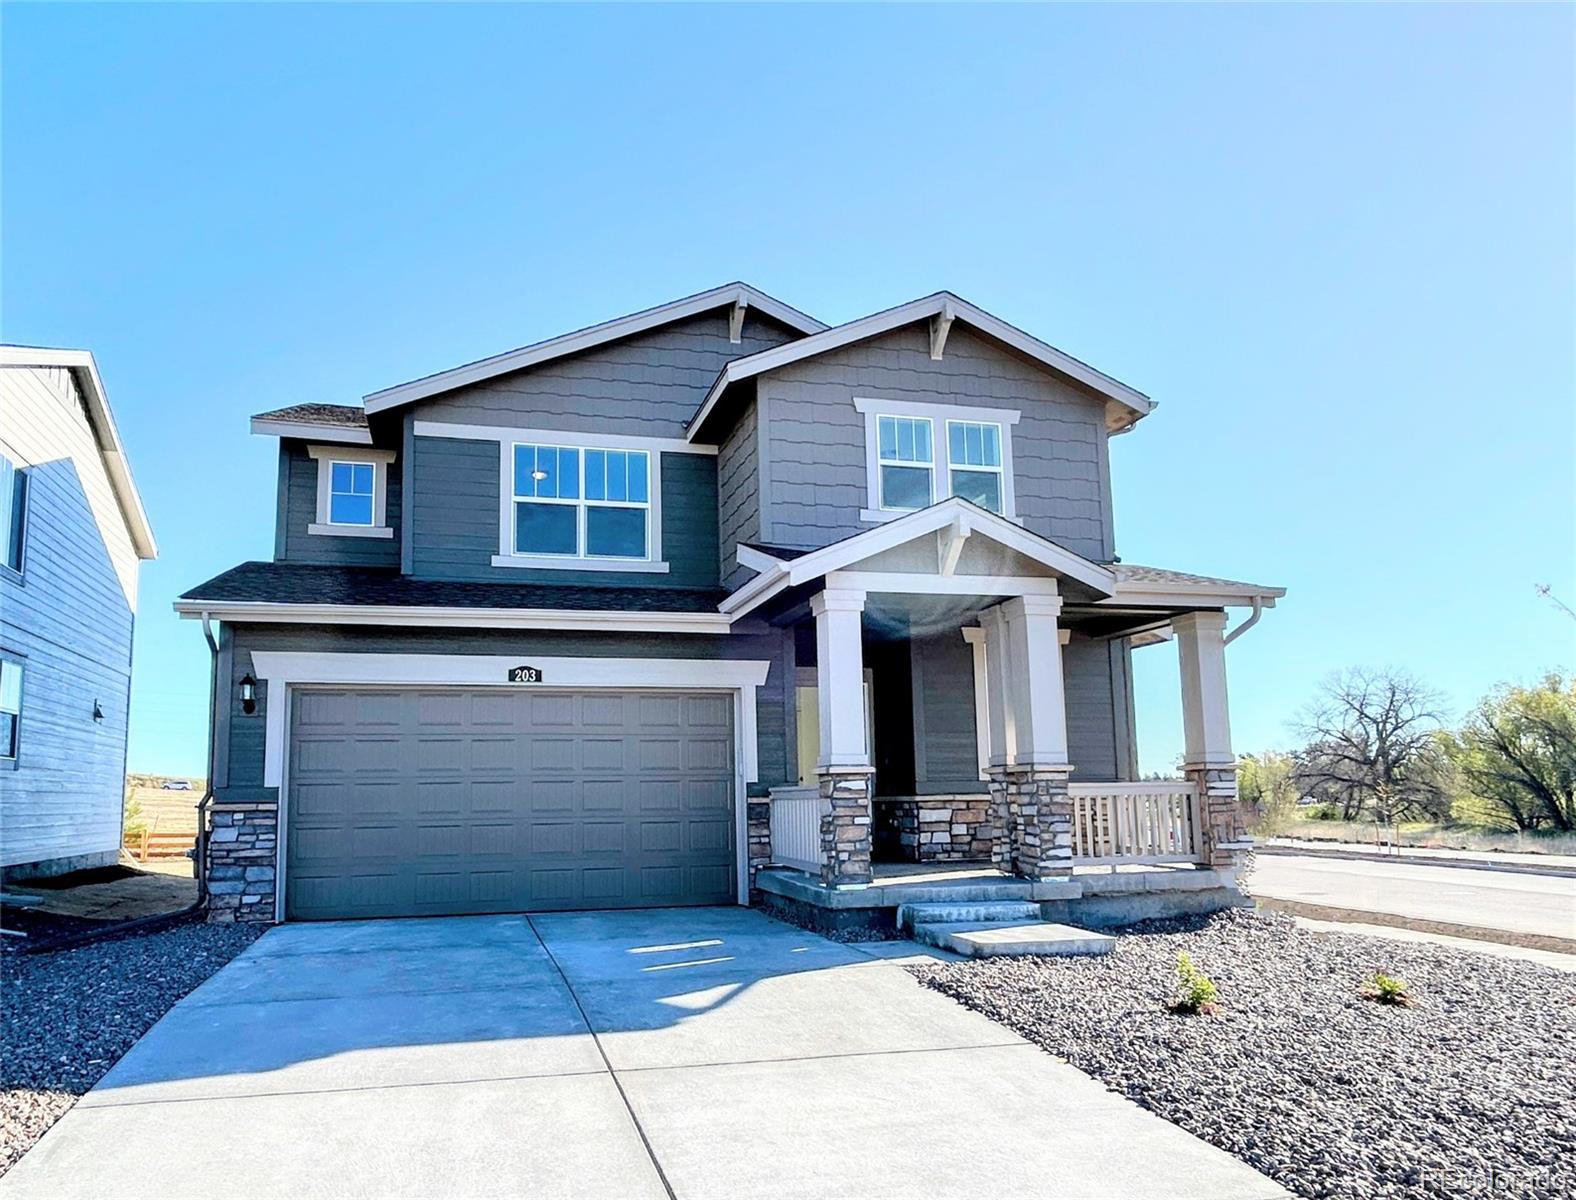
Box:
(193, 610, 221, 909)
(1224, 596, 1265, 646)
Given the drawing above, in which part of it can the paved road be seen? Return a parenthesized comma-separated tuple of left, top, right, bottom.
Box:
(1252, 854, 1576, 943)
(1, 909, 1282, 1200)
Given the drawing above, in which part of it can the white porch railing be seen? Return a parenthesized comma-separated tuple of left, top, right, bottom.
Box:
(768, 786, 824, 873)
(1068, 781, 1205, 866)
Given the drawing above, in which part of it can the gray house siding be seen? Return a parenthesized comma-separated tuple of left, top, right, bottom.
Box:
(1063, 632, 1123, 783)
(910, 630, 979, 794)
(716, 394, 760, 590)
(406, 434, 719, 588)
(213, 622, 794, 803)
(0, 366, 139, 874)
(756, 322, 1114, 562)
(409, 310, 801, 440)
(274, 440, 402, 569)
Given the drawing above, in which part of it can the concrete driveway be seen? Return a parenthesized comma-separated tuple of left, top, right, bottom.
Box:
(2, 909, 1284, 1200)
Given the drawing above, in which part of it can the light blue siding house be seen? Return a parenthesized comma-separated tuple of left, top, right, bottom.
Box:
(177, 284, 1282, 934)
(0, 348, 157, 878)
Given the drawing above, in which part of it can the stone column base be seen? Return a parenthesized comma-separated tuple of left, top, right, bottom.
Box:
(747, 799, 771, 897)
(818, 770, 874, 887)
(1003, 766, 1075, 881)
(985, 769, 1013, 875)
(1187, 764, 1250, 882)
(206, 802, 279, 923)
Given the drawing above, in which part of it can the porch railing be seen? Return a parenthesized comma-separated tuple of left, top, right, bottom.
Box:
(768, 786, 824, 873)
(1067, 781, 1205, 866)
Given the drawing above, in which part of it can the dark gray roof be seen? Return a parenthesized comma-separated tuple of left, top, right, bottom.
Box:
(181, 562, 728, 613)
(742, 542, 811, 561)
(251, 403, 368, 429)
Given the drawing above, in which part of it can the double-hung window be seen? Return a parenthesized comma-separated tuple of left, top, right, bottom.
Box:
(946, 420, 1004, 513)
(327, 461, 375, 527)
(876, 415, 934, 511)
(0, 658, 22, 762)
(858, 398, 1017, 522)
(512, 443, 651, 560)
(0, 454, 27, 574)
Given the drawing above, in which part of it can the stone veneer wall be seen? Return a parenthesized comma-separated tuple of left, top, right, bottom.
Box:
(206, 802, 279, 922)
(747, 798, 771, 897)
(882, 795, 993, 862)
(818, 772, 873, 886)
(1003, 768, 1074, 880)
(1189, 765, 1249, 874)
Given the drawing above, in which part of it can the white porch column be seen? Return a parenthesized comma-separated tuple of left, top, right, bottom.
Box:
(1173, 610, 1247, 880)
(1173, 611, 1233, 768)
(978, 607, 1014, 770)
(810, 587, 869, 771)
(1000, 594, 1069, 769)
(810, 587, 873, 887)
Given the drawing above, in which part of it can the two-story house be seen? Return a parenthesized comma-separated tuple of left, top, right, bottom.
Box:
(1, 346, 158, 879)
(177, 284, 1282, 933)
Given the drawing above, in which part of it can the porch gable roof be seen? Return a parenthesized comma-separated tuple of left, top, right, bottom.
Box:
(720, 497, 1118, 619)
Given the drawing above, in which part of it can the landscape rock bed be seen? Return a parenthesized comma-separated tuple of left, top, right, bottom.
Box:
(911, 909, 1575, 1199)
(1, 916, 262, 1176)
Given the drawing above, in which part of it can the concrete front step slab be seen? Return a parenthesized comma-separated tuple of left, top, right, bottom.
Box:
(898, 901, 1044, 930)
(911, 921, 1117, 959)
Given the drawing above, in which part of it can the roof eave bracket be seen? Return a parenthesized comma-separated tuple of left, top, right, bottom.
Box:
(929, 302, 956, 360)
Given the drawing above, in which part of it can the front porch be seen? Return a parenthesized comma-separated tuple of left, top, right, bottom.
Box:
(725, 499, 1277, 931)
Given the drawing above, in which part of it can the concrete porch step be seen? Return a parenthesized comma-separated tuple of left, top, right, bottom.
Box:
(898, 901, 1044, 930)
(911, 920, 1117, 959)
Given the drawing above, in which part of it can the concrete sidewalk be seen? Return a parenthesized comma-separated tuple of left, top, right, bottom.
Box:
(1, 909, 1285, 1200)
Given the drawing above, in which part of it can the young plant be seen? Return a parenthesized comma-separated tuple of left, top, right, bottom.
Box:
(1170, 951, 1220, 1015)
(1360, 971, 1417, 1007)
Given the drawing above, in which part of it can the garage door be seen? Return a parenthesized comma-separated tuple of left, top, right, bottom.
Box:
(284, 687, 736, 920)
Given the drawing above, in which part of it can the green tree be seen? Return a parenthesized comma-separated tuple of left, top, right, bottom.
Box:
(1238, 751, 1300, 835)
(1443, 674, 1576, 832)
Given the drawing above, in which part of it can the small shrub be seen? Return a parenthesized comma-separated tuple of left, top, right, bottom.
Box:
(1360, 971, 1417, 1008)
(1170, 951, 1220, 1015)
(1307, 803, 1342, 821)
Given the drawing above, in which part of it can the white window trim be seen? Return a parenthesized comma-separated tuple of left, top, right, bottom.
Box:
(248, 651, 772, 918)
(873, 413, 936, 515)
(494, 439, 669, 573)
(306, 445, 395, 539)
(853, 397, 1019, 523)
(945, 418, 1007, 514)
(0, 654, 23, 766)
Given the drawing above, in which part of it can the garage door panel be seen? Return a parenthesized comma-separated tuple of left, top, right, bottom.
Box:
(287, 686, 736, 920)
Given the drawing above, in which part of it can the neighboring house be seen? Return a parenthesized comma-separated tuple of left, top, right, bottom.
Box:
(176, 283, 1283, 925)
(0, 347, 157, 878)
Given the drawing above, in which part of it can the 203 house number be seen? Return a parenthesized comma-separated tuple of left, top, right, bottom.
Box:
(507, 665, 543, 684)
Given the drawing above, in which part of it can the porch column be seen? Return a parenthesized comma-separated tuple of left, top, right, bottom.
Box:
(811, 587, 873, 887)
(1174, 611, 1249, 879)
(994, 594, 1075, 881)
(978, 608, 1014, 874)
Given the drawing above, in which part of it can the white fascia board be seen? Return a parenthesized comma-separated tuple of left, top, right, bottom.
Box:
(735, 544, 788, 573)
(174, 600, 733, 634)
(251, 418, 372, 445)
(363, 284, 825, 415)
(687, 291, 1154, 441)
(0, 346, 158, 559)
(1101, 583, 1285, 608)
(413, 419, 716, 456)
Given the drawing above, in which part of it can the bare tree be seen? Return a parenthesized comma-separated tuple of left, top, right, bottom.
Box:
(1292, 669, 1451, 824)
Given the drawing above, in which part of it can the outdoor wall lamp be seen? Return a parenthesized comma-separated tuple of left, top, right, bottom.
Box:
(92, 700, 104, 723)
(239, 674, 257, 715)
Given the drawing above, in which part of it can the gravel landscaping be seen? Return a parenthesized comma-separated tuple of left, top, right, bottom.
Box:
(911, 909, 1576, 1200)
(1, 916, 262, 1177)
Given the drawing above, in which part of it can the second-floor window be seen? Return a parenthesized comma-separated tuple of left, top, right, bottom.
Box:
(0, 454, 27, 575)
(876, 416, 934, 511)
(328, 461, 375, 526)
(946, 420, 1004, 513)
(512, 443, 651, 560)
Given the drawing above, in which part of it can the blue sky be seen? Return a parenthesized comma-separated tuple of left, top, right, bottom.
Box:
(4, 4, 1571, 775)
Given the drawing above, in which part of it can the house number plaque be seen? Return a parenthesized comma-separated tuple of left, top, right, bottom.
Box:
(507, 665, 543, 684)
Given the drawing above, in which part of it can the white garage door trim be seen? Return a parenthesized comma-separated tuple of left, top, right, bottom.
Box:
(249, 652, 772, 921)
